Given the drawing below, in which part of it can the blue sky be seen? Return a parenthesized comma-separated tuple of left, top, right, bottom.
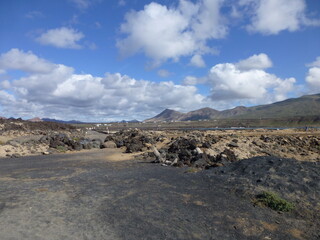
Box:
(0, 0, 319, 121)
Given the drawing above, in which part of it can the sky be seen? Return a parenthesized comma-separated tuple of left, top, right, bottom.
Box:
(0, 0, 320, 122)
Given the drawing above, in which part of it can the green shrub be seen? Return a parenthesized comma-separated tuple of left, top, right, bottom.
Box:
(56, 146, 67, 152)
(185, 167, 199, 173)
(255, 191, 295, 212)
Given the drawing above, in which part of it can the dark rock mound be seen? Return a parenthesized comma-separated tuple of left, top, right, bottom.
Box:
(48, 134, 102, 151)
(103, 129, 161, 153)
(207, 156, 320, 224)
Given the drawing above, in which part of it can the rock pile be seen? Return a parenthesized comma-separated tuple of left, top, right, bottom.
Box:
(47, 134, 102, 151)
(145, 131, 320, 168)
(150, 135, 238, 168)
(102, 129, 163, 153)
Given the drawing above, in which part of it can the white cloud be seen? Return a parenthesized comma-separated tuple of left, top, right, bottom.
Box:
(157, 69, 171, 78)
(201, 54, 296, 103)
(306, 57, 320, 92)
(183, 76, 199, 85)
(306, 67, 320, 90)
(36, 27, 84, 49)
(244, 0, 320, 35)
(117, 0, 225, 66)
(307, 57, 320, 68)
(190, 0, 227, 40)
(13, 64, 74, 102)
(190, 54, 206, 67)
(0, 48, 56, 73)
(0, 80, 11, 89)
(0, 49, 207, 121)
(53, 74, 105, 106)
(236, 53, 272, 70)
(100, 73, 206, 114)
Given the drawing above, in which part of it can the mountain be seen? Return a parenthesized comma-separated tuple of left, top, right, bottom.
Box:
(42, 118, 84, 124)
(145, 109, 185, 122)
(182, 107, 220, 121)
(234, 93, 320, 119)
(146, 93, 320, 122)
(120, 119, 140, 123)
(28, 117, 43, 122)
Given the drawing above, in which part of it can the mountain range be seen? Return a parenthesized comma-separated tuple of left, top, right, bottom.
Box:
(145, 93, 320, 122)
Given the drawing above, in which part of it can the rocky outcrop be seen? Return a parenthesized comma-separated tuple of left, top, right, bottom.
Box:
(103, 129, 162, 153)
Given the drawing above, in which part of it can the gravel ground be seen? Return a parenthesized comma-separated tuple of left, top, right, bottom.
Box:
(0, 149, 319, 240)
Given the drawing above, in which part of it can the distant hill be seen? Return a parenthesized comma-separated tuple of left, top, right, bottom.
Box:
(28, 117, 43, 122)
(120, 119, 140, 123)
(145, 93, 320, 122)
(234, 93, 320, 119)
(182, 107, 220, 121)
(42, 118, 84, 124)
(145, 109, 185, 122)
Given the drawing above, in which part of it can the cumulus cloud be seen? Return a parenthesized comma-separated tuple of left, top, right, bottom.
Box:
(0, 48, 56, 73)
(0, 49, 303, 121)
(307, 57, 320, 68)
(306, 57, 320, 92)
(190, 54, 206, 68)
(36, 27, 84, 49)
(101, 73, 205, 113)
(236, 53, 272, 70)
(197, 53, 296, 103)
(183, 76, 200, 85)
(0, 48, 207, 121)
(117, 0, 225, 67)
(0, 80, 11, 89)
(243, 0, 320, 35)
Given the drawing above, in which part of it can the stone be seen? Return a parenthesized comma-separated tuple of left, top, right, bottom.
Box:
(205, 148, 217, 158)
(217, 149, 237, 162)
(194, 157, 209, 168)
(91, 139, 102, 148)
(102, 141, 117, 148)
(125, 142, 144, 153)
(195, 147, 203, 154)
(11, 153, 20, 158)
(228, 142, 239, 148)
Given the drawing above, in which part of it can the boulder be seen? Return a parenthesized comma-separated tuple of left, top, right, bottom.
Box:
(228, 142, 239, 148)
(91, 139, 102, 148)
(102, 141, 117, 148)
(125, 142, 144, 153)
(217, 149, 237, 162)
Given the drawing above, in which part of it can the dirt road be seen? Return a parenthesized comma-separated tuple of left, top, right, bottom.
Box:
(0, 149, 318, 240)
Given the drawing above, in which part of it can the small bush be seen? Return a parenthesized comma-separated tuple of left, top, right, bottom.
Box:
(255, 191, 295, 212)
(185, 167, 199, 173)
(56, 146, 67, 152)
